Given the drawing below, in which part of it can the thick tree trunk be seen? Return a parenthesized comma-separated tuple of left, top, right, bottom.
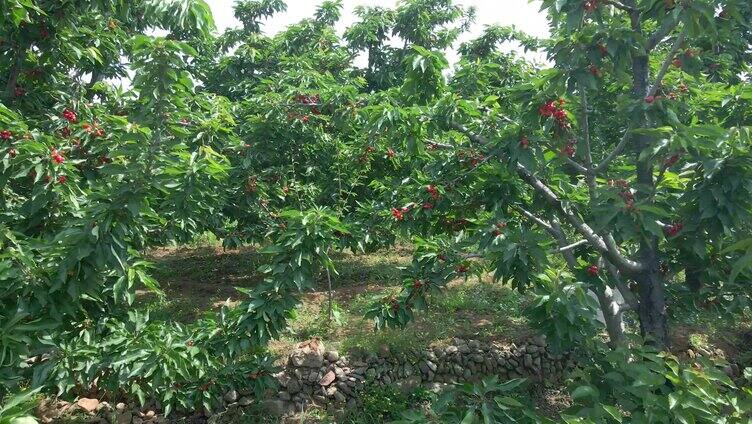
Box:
(634, 252, 669, 347)
(684, 264, 702, 293)
(631, 33, 670, 348)
(3, 45, 24, 100)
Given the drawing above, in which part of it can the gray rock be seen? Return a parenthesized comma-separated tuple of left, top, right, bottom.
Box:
(426, 360, 437, 372)
(319, 370, 336, 386)
(378, 345, 391, 358)
(333, 390, 347, 403)
(532, 335, 547, 347)
(524, 354, 533, 368)
(287, 378, 302, 394)
(224, 390, 238, 403)
(116, 412, 132, 424)
(326, 351, 340, 362)
(289, 343, 325, 368)
(445, 346, 459, 355)
(238, 397, 253, 406)
(278, 391, 291, 401)
(262, 399, 288, 416)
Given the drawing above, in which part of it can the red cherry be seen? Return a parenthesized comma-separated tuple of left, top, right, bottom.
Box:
(588, 65, 602, 77)
(422, 202, 433, 210)
(645, 95, 655, 104)
(301, 115, 309, 123)
(586, 264, 599, 276)
(672, 57, 683, 68)
(597, 43, 608, 57)
(62, 109, 77, 123)
(57, 175, 67, 184)
(60, 127, 71, 138)
(519, 136, 529, 149)
(413, 279, 423, 289)
(0, 130, 11, 140)
(14, 86, 25, 97)
(663, 153, 681, 167)
(391, 207, 404, 221)
(562, 142, 576, 158)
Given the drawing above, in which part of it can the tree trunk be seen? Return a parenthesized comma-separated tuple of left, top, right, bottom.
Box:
(631, 36, 670, 348)
(595, 286, 626, 348)
(634, 258, 669, 347)
(684, 264, 702, 293)
(3, 45, 24, 100)
(550, 218, 627, 347)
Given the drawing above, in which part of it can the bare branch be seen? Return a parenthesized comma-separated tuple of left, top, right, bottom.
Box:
(647, 13, 683, 51)
(647, 29, 687, 98)
(556, 239, 589, 252)
(604, 260, 640, 311)
(512, 205, 554, 233)
(593, 126, 632, 174)
(450, 120, 646, 273)
(515, 163, 644, 273)
(562, 155, 589, 174)
(579, 88, 597, 194)
(602, 0, 636, 12)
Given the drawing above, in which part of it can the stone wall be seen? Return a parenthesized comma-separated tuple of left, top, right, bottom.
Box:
(264, 336, 571, 416)
(48, 336, 571, 422)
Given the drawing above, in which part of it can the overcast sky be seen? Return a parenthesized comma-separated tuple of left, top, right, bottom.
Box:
(204, 0, 550, 64)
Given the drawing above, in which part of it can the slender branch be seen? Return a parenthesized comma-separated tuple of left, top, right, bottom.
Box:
(579, 88, 596, 193)
(450, 120, 645, 273)
(556, 239, 589, 252)
(604, 260, 640, 311)
(647, 13, 683, 51)
(515, 163, 644, 273)
(602, 0, 636, 12)
(3, 45, 24, 99)
(593, 126, 632, 174)
(512, 205, 553, 233)
(562, 155, 589, 174)
(549, 217, 577, 269)
(647, 28, 687, 98)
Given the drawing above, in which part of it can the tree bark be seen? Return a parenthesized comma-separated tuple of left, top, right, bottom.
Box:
(634, 254, 669, 347)
(3, 45, 24, 100)
(595, 286, 626, 348)
(631, 43, 670, 348)
(684, 264, 702, 293)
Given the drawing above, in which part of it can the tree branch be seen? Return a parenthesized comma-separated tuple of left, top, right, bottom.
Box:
(512, 205, 554, 233)
(602, 0, 636, 13)
(593, 126, 632, 174)
(647, 13, 684, 51)
(647, 28, 687, 98)
(450, 120, 646, 273)
(604, 260, 640, 311)
(579, 88, 596, 193)
(555, 239, 589, 253)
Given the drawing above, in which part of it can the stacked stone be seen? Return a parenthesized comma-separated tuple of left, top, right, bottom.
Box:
(266, 336, 571, 416)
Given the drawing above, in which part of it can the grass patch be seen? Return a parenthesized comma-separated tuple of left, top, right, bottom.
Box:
(140, 245, 532, 360)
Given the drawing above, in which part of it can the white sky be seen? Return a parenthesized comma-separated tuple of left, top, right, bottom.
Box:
(205, 0, 550, 65)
